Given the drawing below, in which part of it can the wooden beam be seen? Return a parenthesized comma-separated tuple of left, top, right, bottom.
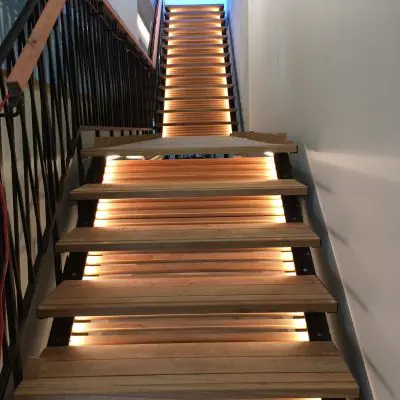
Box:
(7, 0, 67, 95)
(70, 179, 308, 200)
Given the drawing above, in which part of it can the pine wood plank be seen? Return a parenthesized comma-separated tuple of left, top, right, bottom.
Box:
(81, 135, 297, 157)
(38, 275, 334, 318)
(56, 222, 319, 253)
(16, 340, 358, 398)
(7, 0, 67, 95)
(70, 179, 307, 200)
(41, 341, 339, 360)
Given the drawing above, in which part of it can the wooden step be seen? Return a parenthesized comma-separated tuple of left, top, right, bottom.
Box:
(167, 5, 224, 11)
(159, 95, 234, 101)
(38, 275, 334, 317)
(16, 342, 358, 399)
(157, 121, 236, 127)
(161, 62, 230, 68)
(162, 53, 230, 58)
(56, 222, 319, 253)
(81, 135, 297, 157)
(165, 11, 225, 17)
(164, 27, 225, 33)
(159, 108, 236, 113)
(162, 73, 231, 79)
(160, 84, 232, 89)
(162, 35, 228, 41)
(163, 44, 228, 49)
(164, 18, 226, 24)
(70, 179, 307, 200)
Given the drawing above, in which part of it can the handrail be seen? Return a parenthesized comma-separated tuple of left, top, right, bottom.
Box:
(7, 0, 67, 96)
(6, 0, 157, 96)
(149, 0, 163, 67)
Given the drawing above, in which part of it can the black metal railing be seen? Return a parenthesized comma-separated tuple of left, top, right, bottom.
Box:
(0, 0, 158, 396)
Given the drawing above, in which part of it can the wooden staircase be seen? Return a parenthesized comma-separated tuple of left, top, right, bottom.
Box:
(160, 4, 235, 136)
(14, 3, 359, 400)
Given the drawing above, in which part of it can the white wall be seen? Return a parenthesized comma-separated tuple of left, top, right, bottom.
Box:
(108, 0, 140, 40)
(230, 1, 400, 399)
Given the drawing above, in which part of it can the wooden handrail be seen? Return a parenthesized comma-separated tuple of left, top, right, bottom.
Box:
(7, 0, 67, 95)
(7, 0, 157, 96)
(149, 0, 163, 67)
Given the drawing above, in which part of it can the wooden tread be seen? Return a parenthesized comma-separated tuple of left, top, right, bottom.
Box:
(70, 179, 307, 200)
(160, 84, 232, 89)
(16, 342, 358, 399)
(38, 275, 335, 318)
(161, 62, 230, 68)
(162, 53, 230, 58)
(81, 135, 298, 157)
(161, 73, 231, 78)
(56, 222, 319, 253)
(162, 44, 228, 49)
(164, 18, 226, 24)
(159, 95, 234, 101)
(157, 121, 236, 127)
(159, 108, 236, 113)
(162, 35, 228, 41)
(165, 11, 225, 17)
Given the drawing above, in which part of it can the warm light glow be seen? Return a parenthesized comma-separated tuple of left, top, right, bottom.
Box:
(95, 211, 109, 220)
(86, 255, 102, 265)
(264, 151, 274, 157)
(274, 215, 286, 223)
(94, 219, 109, 227)
(84, 265, 99, 276)
(293, 318, 308, 330)
(295, 331, 310, 341)
(83, 276, 99, 281)
(69, 335, 88, 346)
(72, 323, 90, 334)
(126, 155, 145, 160)
(106, 155, 120, 161)
(281, 252, 294, 262)
(284, 261, 296, 272)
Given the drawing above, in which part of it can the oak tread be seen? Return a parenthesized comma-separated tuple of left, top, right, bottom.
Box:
(70, 179, 307, 200)
(15, 342, 358, 398)
(55, 222, 320, 253)
(38, 275, 335, 318)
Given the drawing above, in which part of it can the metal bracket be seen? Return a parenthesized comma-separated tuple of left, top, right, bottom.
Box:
(0, 94, 23, 118)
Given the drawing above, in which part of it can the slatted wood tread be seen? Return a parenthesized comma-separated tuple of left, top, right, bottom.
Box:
(163, 44, 228, 49)
(16, 342, 358, 399)
(162, 35, 228, 41)
(165, 18, 226, 24)
(162, 53, 230, 58)
(161, 62, 230, 68)
(162, 73, 231, 78)
(159, 95, 234, 101)
(160, 84, 232, 89)
(81, 135, 297, 157)
(165, 11, 225, 17)
(160, 108, 236, 114)
(163, 27, 225, 31)
(71, 179, 307, 200)
(56, 222, 320, 253)
(38, 275, 335, 318)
